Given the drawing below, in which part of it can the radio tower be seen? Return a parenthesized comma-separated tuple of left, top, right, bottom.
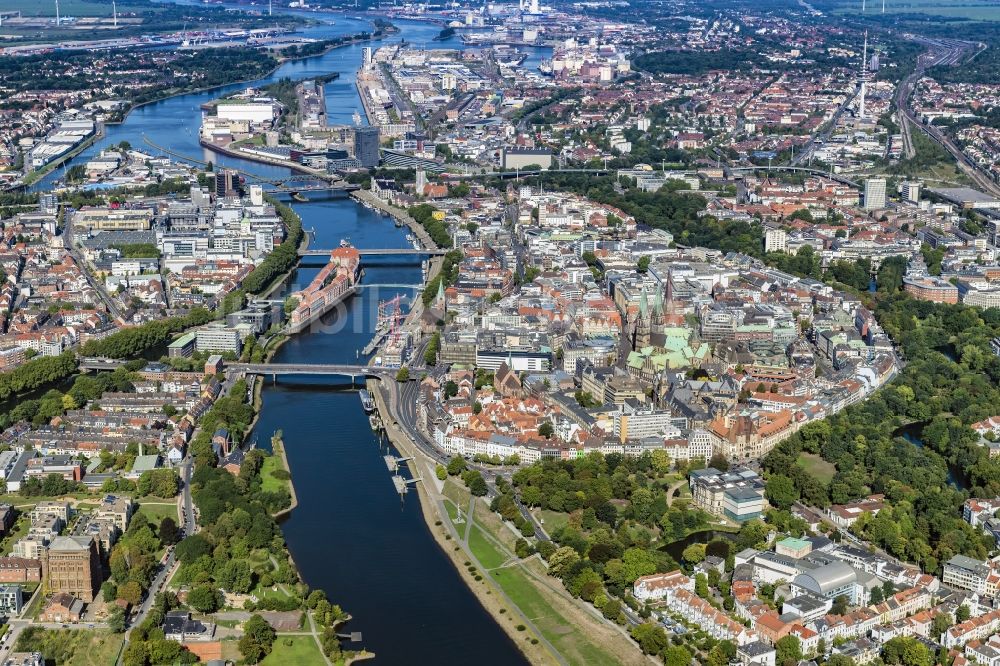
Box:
(112, 0, 117, 27)
(858, 31, 868, 120)
(54, 0, 60, 26)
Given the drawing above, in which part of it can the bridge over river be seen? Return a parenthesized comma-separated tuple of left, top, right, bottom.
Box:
(298, 247, 447, 257)
(228, 362, 395, 380)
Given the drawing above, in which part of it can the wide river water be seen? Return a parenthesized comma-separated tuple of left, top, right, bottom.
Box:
(42, 12, 543, 663)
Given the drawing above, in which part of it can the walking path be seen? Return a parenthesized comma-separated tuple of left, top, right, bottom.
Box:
(665, 478, 687, 507)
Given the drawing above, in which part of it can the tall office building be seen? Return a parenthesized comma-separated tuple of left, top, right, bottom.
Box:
(864, 178, 886, 210)
(354, 126, 381, 169)
(215, 169, 240, 198)
(362, 46, 373, 68)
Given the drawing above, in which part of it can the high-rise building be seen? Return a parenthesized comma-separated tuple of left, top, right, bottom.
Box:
(899, 181, 921, 203)
(249, 184, 264, 206)
(764, 228, 788, 253)
(362, 46, 373, 68)
(215, 169, 239, 198)
(864, 178, 886, 210)
(353, 126, 381, 169)
(42, 536, 102, 602)
(38, 193, 58, 215)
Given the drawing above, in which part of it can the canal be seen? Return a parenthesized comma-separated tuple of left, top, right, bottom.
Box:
(42, 12, 532, 664)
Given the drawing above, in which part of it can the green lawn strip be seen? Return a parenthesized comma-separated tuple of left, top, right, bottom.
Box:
(468, 525, 507, 570)
(260, 635, 326, 665)
(491, 565, 618, 666)
(441, 478, 470, 506)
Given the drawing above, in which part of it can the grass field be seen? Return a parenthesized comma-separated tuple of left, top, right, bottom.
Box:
(536, 509, 569, 533)
(468, 504, 638, 666)
(260, 636, 325, 666)
(1, 0, 156, 17)
(468, 525, 508, 570)
(796, 452, 837, 485)
(136, 501, 178, 524)
(260, 454, 291, 495)
(832, 0, 1000, 20)
(491, 564, 622, 666)
(15, 629, 124, 666)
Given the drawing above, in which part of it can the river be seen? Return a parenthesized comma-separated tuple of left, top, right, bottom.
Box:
(42, 12, 535, 664)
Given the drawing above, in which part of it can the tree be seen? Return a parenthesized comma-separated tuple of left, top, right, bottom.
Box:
(435, 464, 447, 481)
(776, 635, 802, 665)
(446, 456, 467, 476)
(463, 470, 488, 496)
(219, 559, 255, 593)
(118, 580, 143, 606)
(662, 645, 692, 666)
(956, 604, 971, 622)
(831, 593, 849, 616)
(681, 543, 706, 565)
(636, 255, 651, 273)
(395, 367, 409, 382)
(187, 585, 221, 613)
(538, 421, 554, 439)
(175, 534, 212, 563)
(709, 453, 729, 471)
(239, 614, 277, 664)
(108, 607, 127, 633)
(159, 516, 180, 545)
(630, 622, 669, 655)
(930, 612, 952, 640)
(765, 474, 798, 510)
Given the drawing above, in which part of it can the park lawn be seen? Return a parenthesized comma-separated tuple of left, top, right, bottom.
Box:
(442, 478, 470, 507)
(14, 629, 124, 666)
(796, 452, 837, 485)
(468, 524, 507, 570)
(490, 565, 621, 666)
(260, 455, 290, 494)
(251, 580, 293, 602)
(136, 501, 178, 524)
(443, 499, 460, 523)
(536, 509, 568, 533)
(473, 499, 519, 551)
(260, 635, 325, 666)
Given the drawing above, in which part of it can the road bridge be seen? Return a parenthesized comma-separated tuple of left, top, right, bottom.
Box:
(79, 357, 128, 371)
(228, 362, 395, 379)
(298, 248, 447, 257)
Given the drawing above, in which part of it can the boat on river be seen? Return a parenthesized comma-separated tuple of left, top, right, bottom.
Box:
(359, 389, 375, 413)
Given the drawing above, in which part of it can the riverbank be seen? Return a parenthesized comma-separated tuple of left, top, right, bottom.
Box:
(268, 433, 299, 518)
(104, 28, 384, 130)
(350, 189, 435, 250)
(367, 381, 557, 666)
(22, 123, 106, 187)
